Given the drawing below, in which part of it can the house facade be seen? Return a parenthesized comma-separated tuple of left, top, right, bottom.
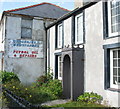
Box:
(47, 1, 120, 107)
(0, 2, 69, 84)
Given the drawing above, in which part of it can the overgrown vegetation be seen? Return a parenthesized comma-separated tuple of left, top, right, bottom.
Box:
(1, 70, 62, 104)
(1, 70, 105, 107)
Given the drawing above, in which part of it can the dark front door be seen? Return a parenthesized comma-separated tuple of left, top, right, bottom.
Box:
(63, 55, 71, 99)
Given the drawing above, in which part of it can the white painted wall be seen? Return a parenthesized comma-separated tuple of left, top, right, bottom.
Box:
(49, 26, 55, 77)
(85, 1, 120, 107)
(49, 17, 72, 79)
(49, 1, 120, 107)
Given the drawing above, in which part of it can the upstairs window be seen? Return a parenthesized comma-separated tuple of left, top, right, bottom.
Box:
(21, 18, 32, 39)
(75, 13, 84, 44)
(57, 23, 63, 48)
(108, 1, 120, 37)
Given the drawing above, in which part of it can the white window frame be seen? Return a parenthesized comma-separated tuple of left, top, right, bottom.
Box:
(58, 55, 62, 80)
(57, 24, 63, 48)
(75, 13, 83, 44)
(108, 1, 120, 37)
(110, 48, 120, 89)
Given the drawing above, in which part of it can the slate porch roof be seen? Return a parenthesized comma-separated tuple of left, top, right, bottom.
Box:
(4, 2, 70, 19)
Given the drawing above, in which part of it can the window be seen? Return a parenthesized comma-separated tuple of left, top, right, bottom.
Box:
(57, 24, 63, 48)
(58, 56, 62, 80)
(21, 18, 32, 39)
(108, 1, 120, 36)
(55, 55, 62, 80)
(110, 49, 120, 89)
(75, 13, 83, 44)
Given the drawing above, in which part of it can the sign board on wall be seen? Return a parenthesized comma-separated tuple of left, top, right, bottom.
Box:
(8, 39, 43, 58)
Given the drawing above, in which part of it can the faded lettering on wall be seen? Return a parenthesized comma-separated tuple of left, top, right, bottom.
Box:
(8, 40, 43, 58)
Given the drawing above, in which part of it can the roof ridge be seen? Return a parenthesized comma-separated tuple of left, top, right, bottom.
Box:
(4, 2, 70, 13)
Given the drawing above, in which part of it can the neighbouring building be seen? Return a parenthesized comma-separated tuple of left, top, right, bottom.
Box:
(0, 2, 69, 84)
(46, 0, 120, 107)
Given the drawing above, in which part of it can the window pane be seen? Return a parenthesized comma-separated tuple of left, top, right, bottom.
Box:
(113, 59, 117, 67)
(57, 24, 62, 48)
(118, 23, 120, 30)
(113, 77, 117, 84)
(111, 1, 117, 8)
(22, 19, 32, 28)
(113, 50, 117, 58)
(118, 77, 120, 83)
(75, 14, 83, 44)
(113, 68, 117, 76)
(118, 68, 120, 76)
(118, 50, 120, 58)
(21, 28, 32, 38)
(111, 1, 120, 33)
(118, 59, 120, 67)
(112, 25, 116, 33)
(111, 16, 116, 24)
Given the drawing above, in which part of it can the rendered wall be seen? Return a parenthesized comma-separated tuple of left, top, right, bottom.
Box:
(3, 16, 47, 84)
(85, 1, 120, 107)
(49, 17, 72, 79)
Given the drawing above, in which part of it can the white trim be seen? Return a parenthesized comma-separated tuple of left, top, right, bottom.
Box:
(75, 13, 83, 44)
(57, 23, 63, 48)
(108, 1, 120, 37)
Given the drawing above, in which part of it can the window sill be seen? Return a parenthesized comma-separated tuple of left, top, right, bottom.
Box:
(104, 35, 120, 40)
(107, 88, 120, 93)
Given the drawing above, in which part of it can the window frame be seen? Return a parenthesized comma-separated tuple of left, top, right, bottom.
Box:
(57, 23, 63, 49)
(21, 18, 33, 39)
(58, 55, 62, 80)
(110, 48, 120, 89)
(75, 12, 84, 45)
(108, 1, 120, 37)
(103, 43, 120, 91)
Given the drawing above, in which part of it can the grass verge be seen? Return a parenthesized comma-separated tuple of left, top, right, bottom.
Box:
(46, 101, 106, 108)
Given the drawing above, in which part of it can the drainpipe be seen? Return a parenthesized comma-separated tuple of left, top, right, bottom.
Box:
(44, 21, 47, 75)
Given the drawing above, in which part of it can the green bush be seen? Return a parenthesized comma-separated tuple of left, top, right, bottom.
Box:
(3, 79, 62, 104)
(46, 67, 53, 80)
(1, 71, 20, 83)
(36, 75, 48, 87)
(41, 79, 62, 97)
(77, 92, 103, 104)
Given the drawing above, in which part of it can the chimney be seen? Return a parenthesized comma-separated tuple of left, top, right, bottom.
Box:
(74, 0, 83, 8)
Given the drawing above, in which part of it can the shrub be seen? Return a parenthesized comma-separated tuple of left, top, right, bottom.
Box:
(77, 92, 103, 104)
(1, 71, 20, 83)
(41, 79, 62, 97)
(46, 67, 53, 80)
(3, 79, 62, 104)
(34, 68, 53, 87)
(36, 75, 48, 87)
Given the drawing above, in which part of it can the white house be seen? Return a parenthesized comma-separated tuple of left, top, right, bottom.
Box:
(0, 2, 69, 84)
(46, 0, 120, 107)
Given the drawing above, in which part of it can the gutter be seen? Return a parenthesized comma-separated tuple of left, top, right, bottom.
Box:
(46, 0, 101, 30)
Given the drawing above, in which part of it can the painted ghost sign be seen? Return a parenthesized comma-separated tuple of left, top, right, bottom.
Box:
(8, 40, 43, 58)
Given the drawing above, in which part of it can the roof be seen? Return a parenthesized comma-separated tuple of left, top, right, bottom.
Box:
(46, 0, 101, 29)
(4, 2, 70, 19)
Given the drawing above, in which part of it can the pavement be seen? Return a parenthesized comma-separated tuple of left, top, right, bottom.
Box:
(41, 99, 70, 106)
